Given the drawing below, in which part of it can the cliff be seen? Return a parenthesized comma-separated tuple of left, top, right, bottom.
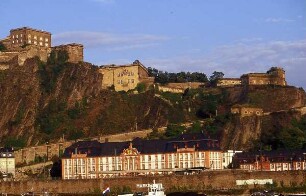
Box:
(0, 58, 187, 146)
(0, 58, 305, 150)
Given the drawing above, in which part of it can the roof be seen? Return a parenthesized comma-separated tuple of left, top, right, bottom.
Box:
(234, 149, 306, 163)
(99, 60, 149, 74)
(10, 27, 51, 35)
(62, 133, 221, 158)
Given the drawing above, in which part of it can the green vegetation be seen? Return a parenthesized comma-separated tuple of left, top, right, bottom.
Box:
(38, 50, 69, 93)
(260, 115, 306, 150)
(165, 124, 186, 138)
(3, 136, 26, 148)
(148, 67, 208, 84)
(136, 82, 146, 93)
(35, 98, 88, 142)
(0, 42, 6, 51)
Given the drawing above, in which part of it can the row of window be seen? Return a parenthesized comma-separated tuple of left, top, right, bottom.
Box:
(117, 72, 134, 77)
(117, 79, 135, 84)
(12, 34, 49, 42)
(11, 39, 49, 47)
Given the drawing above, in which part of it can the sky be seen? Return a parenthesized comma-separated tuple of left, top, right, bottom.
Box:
(1, 0, 306, 88)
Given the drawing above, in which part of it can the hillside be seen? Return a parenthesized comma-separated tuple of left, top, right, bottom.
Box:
(0, 57, 305, 151)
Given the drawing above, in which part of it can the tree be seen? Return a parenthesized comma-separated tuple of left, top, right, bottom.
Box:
(187, 121, 202, 133)
(209, 71, 224, 85)
(50, 160, 62, 179)
(165, 124, 185, 138)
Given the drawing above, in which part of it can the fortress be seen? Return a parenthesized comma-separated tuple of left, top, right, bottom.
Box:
(0, 27, 83, 69)
(217, 67, 287, 87)
(0, 27, 288, 92)
(99, 60, 154, 91)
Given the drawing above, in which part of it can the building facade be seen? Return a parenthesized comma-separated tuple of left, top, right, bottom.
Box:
(234, 150, 306, 171)
(0, 147, 15, 178)
(222, 150, 243, 169)
(62, 133, 223, 179)
(241, 67, 286, 86)
(9, 27, 51, 50)
(99, 60, 154, 91)
(0, 27, 83, 67)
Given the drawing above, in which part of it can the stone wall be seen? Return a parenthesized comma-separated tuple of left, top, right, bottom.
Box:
(52, 43, 83, 63)
(17, 46, 50, 65)
(0, 51, 19, 70)
(14, 129, 152, 164)
(157, 82, 205, 93)
(0, 170, 305, 194)
(217, 78, 241, 87)
(231, 106, 263, 117)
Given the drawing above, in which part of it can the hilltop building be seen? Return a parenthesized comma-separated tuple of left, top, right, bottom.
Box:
(61, 133, 223, 179)
(216, 67, 287, 87)
(0, 27, 83, 69)
(241, 67, 286, 86)
(9, 27, 51, 50)
(99, 60, 154, 91)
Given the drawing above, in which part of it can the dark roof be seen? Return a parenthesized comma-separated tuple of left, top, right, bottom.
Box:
(62, 133, 221, 158)
(234, 149, 306, 163)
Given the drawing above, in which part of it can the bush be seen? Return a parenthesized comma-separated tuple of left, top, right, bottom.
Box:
(136, 82, 146, 93)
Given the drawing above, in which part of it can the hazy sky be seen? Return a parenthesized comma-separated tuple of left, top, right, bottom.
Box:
(1, 0, 306, 88)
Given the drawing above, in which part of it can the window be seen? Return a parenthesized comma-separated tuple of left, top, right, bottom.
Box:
(34, 41, 37, 45)
(40, 42, 43, 46)
(45, 38, 49, 42)
(12, 40, 14, 44)
(34, 36, 37, 40)
(28, 34, 31, 38)
(45, 43, 49, 47)
(16, 34, 18, 38)
(12, 35, 15, 38)
(21, 34, 23, 37)
(16, 40, 18, 43)
(40, 37, 43, 41)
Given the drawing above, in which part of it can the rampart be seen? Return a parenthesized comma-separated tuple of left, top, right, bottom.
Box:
(231, 106, 263, 117)
(157, 82, 205, 93)
(0, 170, 305, 194)
(52, 43, 83, 63)
(14, 129, 152, 164)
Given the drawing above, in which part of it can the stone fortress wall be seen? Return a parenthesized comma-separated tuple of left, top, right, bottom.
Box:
(157, 82, 205, 93)
(52, 43, 84, 63)
(0, 27, 83, 69)
(231, 105, 264, 117)
(14, 129, 152, 164)
(0, 170, 305, 194)
(217, 78, 241, 87)
(217, 67, 287, 87)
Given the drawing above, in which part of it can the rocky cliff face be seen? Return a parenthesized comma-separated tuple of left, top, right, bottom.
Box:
(0, 58, 186, 146)
(0, 58, 305, 149)
(0, 58, 102, 145)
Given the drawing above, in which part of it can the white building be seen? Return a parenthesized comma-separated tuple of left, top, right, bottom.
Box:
(0, 147, 15, 179)
(62, 133, 223, 179)
(222, 150, 243, 169)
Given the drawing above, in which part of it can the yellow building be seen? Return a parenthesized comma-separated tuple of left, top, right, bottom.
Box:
(99, 60, 154, 91)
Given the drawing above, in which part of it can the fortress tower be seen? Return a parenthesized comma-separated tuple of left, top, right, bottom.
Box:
(9, 27, 51, 50)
